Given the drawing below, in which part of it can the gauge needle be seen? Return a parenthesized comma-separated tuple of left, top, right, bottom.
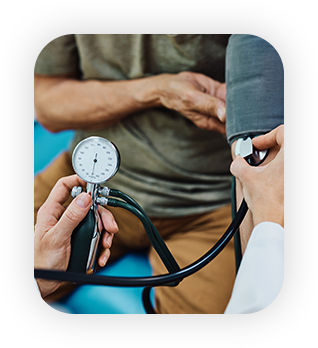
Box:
(92, 153, 98, 175)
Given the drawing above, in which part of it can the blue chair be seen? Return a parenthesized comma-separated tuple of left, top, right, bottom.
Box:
(34, 121, 153, 313)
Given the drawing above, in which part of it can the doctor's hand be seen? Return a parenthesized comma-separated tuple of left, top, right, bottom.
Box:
(34, 175, 118, 298)
(230, 125, 284, 227)
(156, 72, 226, 133)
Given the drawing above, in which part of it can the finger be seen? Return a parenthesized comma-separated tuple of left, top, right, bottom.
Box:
(191, 90, 226, 122)
(39, 175, 88, 225)
(45, 175, 87, 207)
(230, 156, 252, 183)
(214, 82, 226, 102)
(204, 94, 226, 122)
(98, 248, 111, 268)
(101, 231, 115, 249)
(191, 112, 226, 133)
(98, 206, 119, 234)
(195, 74, 226, 102)
(252, 125, 284, 150)
(53, 192, 92, 240)
(206, 116, 226, 134)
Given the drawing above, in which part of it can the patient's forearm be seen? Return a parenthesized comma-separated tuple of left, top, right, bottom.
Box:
(34, 74, 161, 132)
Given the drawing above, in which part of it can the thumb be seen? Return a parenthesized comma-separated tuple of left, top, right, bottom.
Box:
(230, 155, 250, 182)
(55, 192, 92, 239)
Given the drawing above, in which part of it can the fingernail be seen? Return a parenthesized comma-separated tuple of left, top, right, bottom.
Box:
(101, 255, 107, 267)
(75, 193, 91, 208)
(113, 219, 118, 230)
(217, 107, 226, 121)
(107, 234, 112, 247)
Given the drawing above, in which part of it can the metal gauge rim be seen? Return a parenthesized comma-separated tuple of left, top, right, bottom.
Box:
(72, 136, 121, 184)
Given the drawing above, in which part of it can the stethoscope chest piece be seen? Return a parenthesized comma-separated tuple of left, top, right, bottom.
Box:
(235, 137, 269, 167)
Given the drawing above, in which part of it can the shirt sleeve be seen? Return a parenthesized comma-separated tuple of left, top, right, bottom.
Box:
(224, 221, 284, 314)
(34, 34, 80, 76)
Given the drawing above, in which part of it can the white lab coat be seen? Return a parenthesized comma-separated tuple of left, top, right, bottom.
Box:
(225, 221, 284, 314)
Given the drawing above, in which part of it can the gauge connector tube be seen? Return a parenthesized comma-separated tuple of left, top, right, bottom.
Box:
(98, 186, 110, 197)
(96, 196, 109, 206)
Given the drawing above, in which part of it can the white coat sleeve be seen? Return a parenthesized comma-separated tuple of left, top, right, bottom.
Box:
(224, 221, 284, 314)
(35, 279, 41, 295)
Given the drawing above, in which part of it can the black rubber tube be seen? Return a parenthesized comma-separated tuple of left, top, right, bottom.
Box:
(35, 200, 248, 287)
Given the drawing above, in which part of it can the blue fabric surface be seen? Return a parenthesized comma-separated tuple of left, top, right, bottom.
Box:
(34, 121, 75, 176)
(34, 122, 153, 313)
(58, 252, 153, 314)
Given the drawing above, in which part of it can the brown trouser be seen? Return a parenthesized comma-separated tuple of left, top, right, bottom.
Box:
(35, 152, 235, 314)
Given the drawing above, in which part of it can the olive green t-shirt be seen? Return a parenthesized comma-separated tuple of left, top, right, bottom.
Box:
(35, 34, 232, 217)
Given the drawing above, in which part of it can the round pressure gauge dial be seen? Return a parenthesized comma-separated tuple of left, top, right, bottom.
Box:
(72, 136, 120, 184)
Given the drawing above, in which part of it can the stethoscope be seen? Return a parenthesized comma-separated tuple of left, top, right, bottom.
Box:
(34, 136, 268, 313)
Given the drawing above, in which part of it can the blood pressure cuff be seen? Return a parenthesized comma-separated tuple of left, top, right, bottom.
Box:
(225, 35, 284, 145)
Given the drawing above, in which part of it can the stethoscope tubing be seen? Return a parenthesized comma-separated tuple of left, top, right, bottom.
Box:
(34, 200, 248, 288)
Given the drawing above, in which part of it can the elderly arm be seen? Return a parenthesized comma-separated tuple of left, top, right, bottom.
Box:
(34, 73, 159, 132)
(34, 72, 226, 133)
